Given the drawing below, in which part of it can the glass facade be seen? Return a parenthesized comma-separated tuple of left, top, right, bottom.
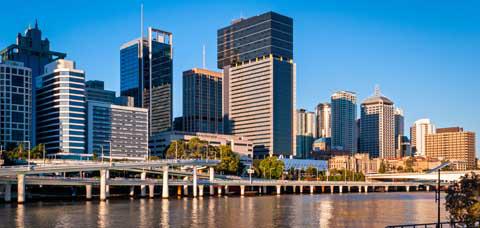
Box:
(86, 80, 115, 103)
(331, 91, 357, 153)
(36, 60, 86, 155)
(0, 62, 32, 147)
(183, 69, 223, 134)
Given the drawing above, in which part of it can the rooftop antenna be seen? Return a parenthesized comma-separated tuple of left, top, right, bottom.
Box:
(140, 3, 144, 40)
(374, 84, 381, 96)
(202, 45, 206, 69)
(35, 19, 38, 29)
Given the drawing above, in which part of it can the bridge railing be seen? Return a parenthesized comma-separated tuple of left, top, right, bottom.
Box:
(386, 220, 479, 228)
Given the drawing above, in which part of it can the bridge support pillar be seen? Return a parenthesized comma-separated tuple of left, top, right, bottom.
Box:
(258, 186, 262, 194)
(4, 184, 11, 202)
(300, 185, 303, 193)
(129, 186, 135, 197)
(105, 170, 110, 197)
(218, 186, 222, 196)
(310, 186, 314, 194)
(162, 166, 169, 199)
(364, 186, 368, 193)
(149, 185, 155, 198)
(358, 186, 362, 193)
(177, 186, 182, 196)
(183, 185, 189, 196)
(406, 186, 410, 192)
(347, 186, 351, 192)
(193, 166, 198, 197)
(385, 186, 389, 192)
(225, 185, 229, 195)
(85, 184, 92, 200)
(426, 185, 430, 192)
(209, 167, 214, 196)
(321, 186, 325, 193)
(330, 185, 334, 194)
(100, 169, 107, 201)
(199, 185, 204, 197)
(293, 185, 296, 193)
(240, 185, 245, 196)
(276, 185, 281, 195)
(263, 186, 267, 194)
(140, 171, 147, 198)
(17, 174, 25, 203)
(339, 186, 343, 193)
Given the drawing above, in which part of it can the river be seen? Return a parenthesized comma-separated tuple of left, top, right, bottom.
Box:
(0, 192, 447, 228)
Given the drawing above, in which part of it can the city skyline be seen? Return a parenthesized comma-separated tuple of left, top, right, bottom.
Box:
(1, 1, 479, 154)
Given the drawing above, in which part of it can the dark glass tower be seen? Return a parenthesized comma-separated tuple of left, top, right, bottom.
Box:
(0, 22, 66, 145)
(120, 28, 173, 136)
(218, 12, 295, 157)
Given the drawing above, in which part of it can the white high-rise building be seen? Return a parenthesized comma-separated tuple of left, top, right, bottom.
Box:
(410, 119, 436, 156)
(316, 103, 331, 138)
(295, 109, 316, 158)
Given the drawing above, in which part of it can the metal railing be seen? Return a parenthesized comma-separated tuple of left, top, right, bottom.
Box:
(386, 221, 479, 228)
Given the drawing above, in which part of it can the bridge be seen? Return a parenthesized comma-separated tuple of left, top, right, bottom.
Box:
(366, 171, 473, 182)
(0, 159, 441, 204)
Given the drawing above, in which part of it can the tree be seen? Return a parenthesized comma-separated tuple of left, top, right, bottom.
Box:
(305, 166, 318, 180)
(259, 156, 284, 179)
(166, 140, 186, 159)
(379, 161, 387, 174)
(446, 172, 480, 227)
(405, 157, 414, 172)
(215, 145, 241, 175)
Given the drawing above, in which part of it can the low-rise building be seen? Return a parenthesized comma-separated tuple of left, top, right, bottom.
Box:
(149, 131, 253, 161)
(328, 153, 377, 174)
(87, 101, 148, 160)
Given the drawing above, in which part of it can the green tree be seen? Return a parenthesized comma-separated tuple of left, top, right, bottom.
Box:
(379, 161, 387, 174)
(446, 172, 480, 227)
(405, 157, 414, 172)
(216, 145, 241, 175)
(187, 137, 206, 159)
(305, 166, 318, 180)
(166, 140, 186, 159)
(30, 144, 45, 159)
(259, 156, 285, 179)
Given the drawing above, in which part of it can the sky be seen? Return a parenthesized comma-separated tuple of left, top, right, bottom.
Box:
(1, 0, 479, 154)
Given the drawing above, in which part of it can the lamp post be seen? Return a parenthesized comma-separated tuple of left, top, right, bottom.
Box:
(101, 145, 104, 164)
(426, 162, 450, 228)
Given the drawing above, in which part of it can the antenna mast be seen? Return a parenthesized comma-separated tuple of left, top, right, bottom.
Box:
(202, 45, 206, 69)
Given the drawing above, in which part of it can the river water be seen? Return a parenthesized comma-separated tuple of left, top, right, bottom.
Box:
(0, 192, 447, 228)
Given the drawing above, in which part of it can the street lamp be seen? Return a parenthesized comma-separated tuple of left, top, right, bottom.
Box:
(101, 145, 104, 163)
(426, 161, 451, 228)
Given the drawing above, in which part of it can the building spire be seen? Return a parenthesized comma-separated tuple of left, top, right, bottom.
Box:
(202, 45, 206, 69)
(374, 84, 381, 97)
(35, 19, 38, 29)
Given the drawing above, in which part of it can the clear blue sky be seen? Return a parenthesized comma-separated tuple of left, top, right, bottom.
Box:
(1, 0, 479, 154)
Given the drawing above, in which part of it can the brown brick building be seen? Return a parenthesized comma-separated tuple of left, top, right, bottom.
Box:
(425, 127, 476, 170)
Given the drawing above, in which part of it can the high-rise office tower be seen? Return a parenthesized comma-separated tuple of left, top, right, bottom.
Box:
(219, 12, 295, 157)
(0, 22, 66, 145)
(295, 109, 316, 158)
(410, 119, 436, 156)
(120, 28, 173, 136)
(331, 91, 357, 153)
(36, 60, 86, 157)
(394, 108, 405, 157)
(425, 127, 475, 170)
(85, 80, 116, 103)
(0, 61, 32, 147)
(183, 68, 223, 134)
(316, 103, 331, 138)
(359, 88, 395, 158)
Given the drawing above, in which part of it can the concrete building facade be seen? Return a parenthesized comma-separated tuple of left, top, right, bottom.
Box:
(316, 103, 331, 138)
(219, 12, 295, 157)
(410, 119, 436, 156)
(425, 127, 476, 170)
(295, 109, 316, 158)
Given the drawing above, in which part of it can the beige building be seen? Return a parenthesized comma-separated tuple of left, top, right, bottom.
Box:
(328, 153, 378, 174)
(316, 103, 331, 138)
(410, 119, 436, 156)
(425, 127, 476, 170)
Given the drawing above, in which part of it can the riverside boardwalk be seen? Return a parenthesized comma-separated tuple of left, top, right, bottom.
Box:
(0, 159, 458, 203)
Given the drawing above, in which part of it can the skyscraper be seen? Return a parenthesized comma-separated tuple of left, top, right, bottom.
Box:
(331, 91, 357, 153)
(219, 12, 295, 157)
(36, 60, 86, 157)
(410, 119, 436, 156)
(359, 88, 395, 158)
(183, 68, 223, 134)
(394, 108, 405, 157)
(0, 22, 66, 145)
(316, 103, 331, 138)
(120, 28, 173, 137)
(0, 61, 32, 147)
(295, 109, 316, 158)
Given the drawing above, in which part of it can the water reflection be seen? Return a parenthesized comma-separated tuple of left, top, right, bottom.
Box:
(0, 193, 447, 228)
